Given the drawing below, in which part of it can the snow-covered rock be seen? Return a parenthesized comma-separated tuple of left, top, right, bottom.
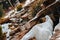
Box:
(21, 15, 53, 40)
(2, 23, 11, 40)
(23, 0, 34, 7)
(54, 23, 60, 31)
(50, 23, 60, 40)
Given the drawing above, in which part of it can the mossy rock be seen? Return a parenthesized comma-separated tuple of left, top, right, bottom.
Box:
(16, 4, 22, 11)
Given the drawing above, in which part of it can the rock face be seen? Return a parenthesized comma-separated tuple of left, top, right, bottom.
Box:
(21, 15, 53, 40)
(0, 0, 60, 40)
